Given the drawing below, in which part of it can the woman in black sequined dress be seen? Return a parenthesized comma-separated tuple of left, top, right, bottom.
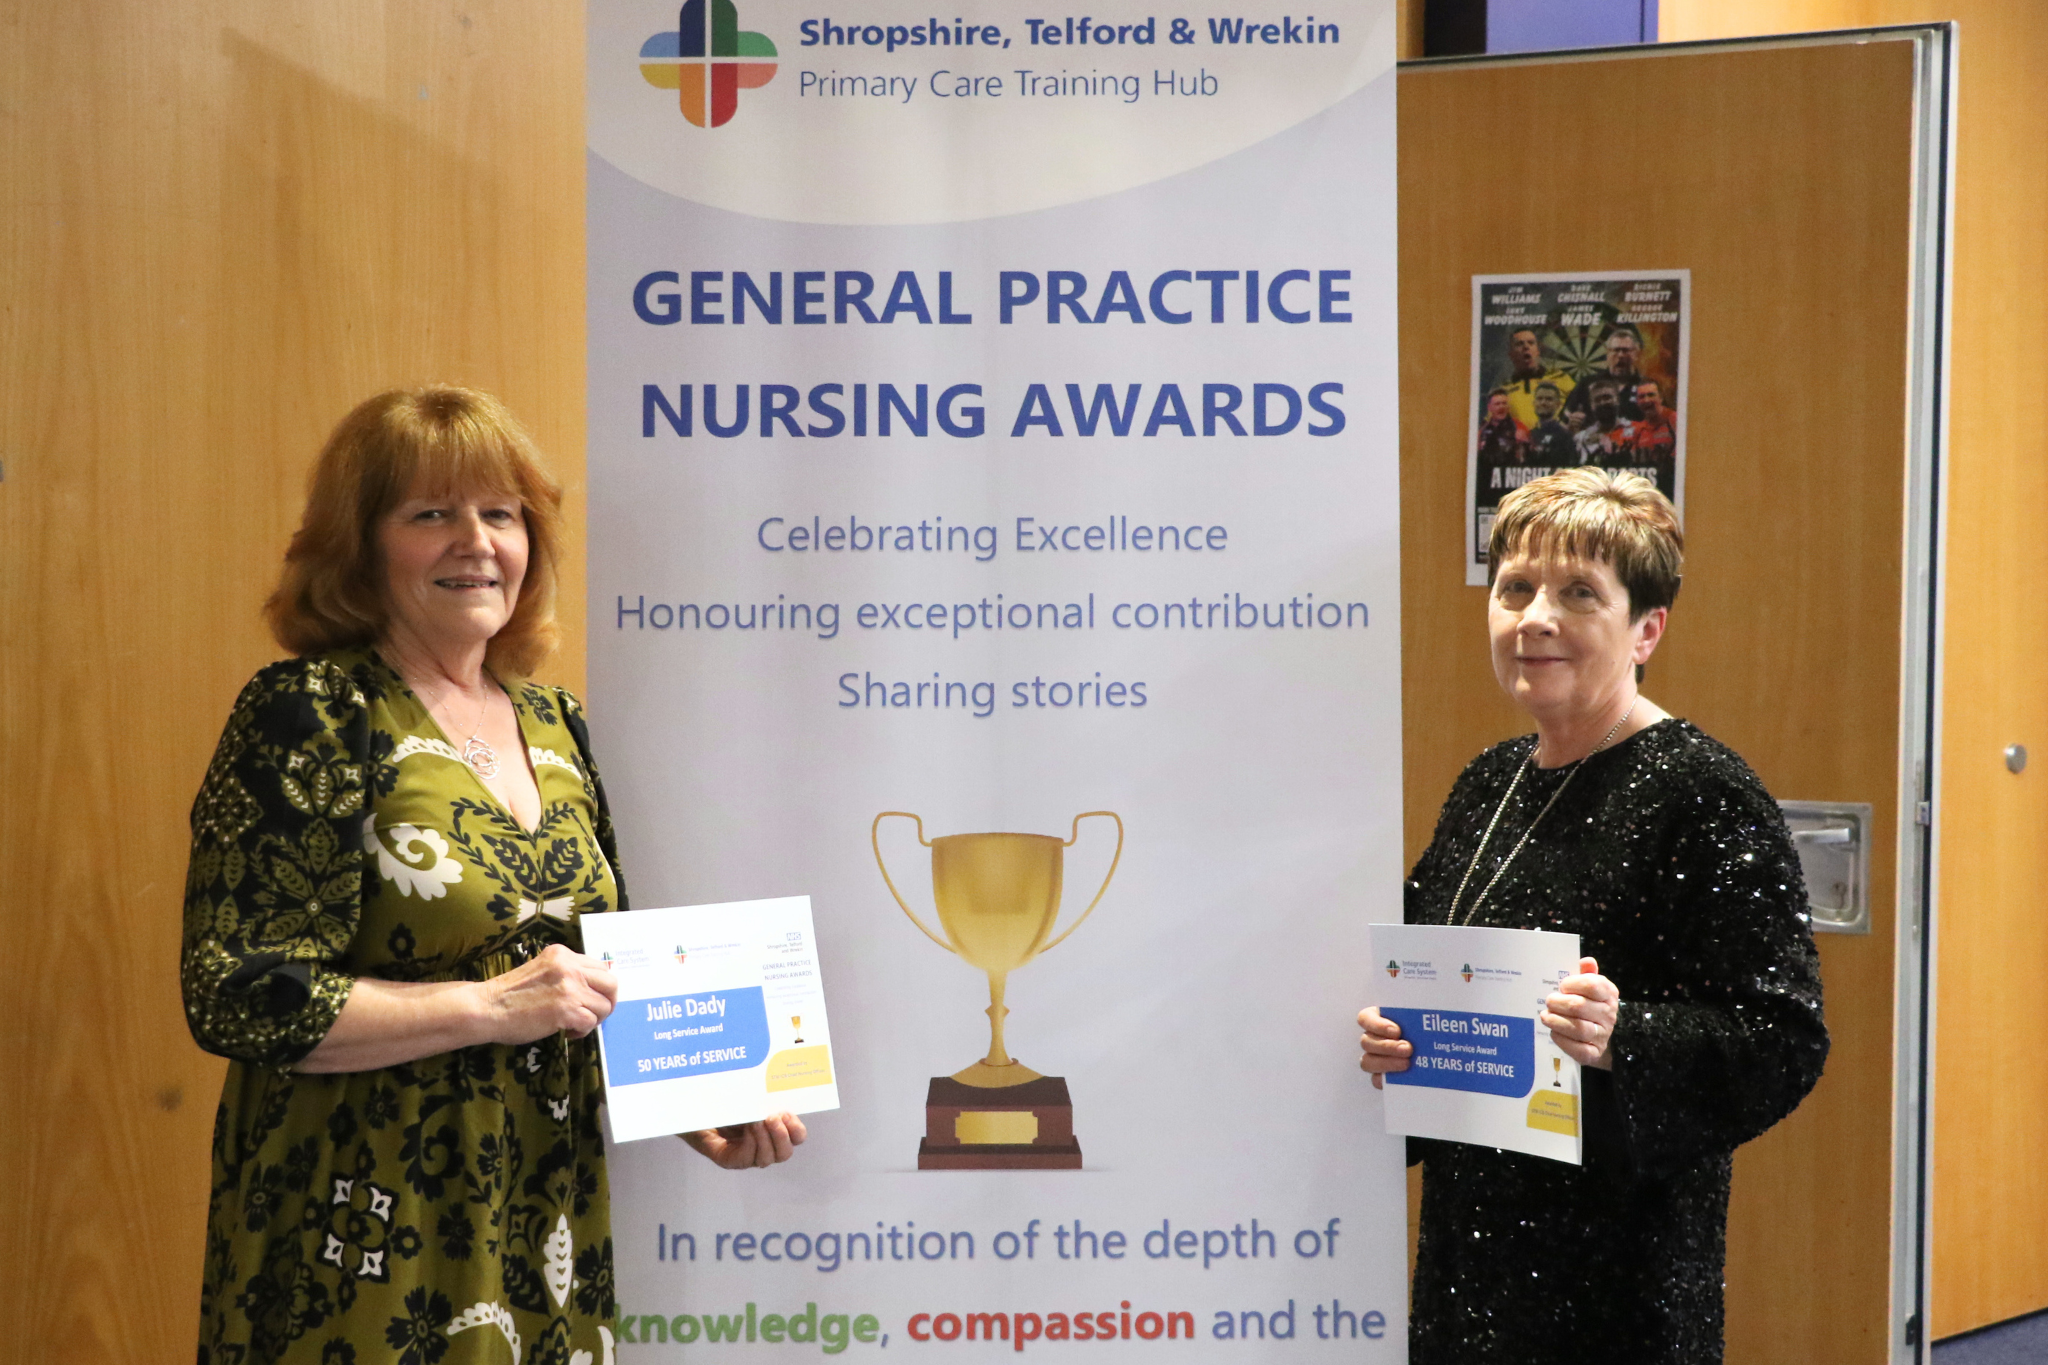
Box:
(1358, 468, 1827, 1365)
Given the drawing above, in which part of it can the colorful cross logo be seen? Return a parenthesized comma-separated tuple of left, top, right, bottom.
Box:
(640, 0, 778, 128)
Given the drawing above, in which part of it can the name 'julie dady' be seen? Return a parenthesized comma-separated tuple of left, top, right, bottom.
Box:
(648, 996, 728, 1021)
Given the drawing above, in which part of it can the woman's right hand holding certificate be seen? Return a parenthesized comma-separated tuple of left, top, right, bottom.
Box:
(483, 944, 619, 1042)
(1357, 1006, 1413, 1090)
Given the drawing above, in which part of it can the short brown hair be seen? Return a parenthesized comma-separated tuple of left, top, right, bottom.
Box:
(263, 387, 565, 676)
(1488, 467, 1682, 620)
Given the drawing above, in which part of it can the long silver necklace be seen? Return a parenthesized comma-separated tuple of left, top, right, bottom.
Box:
(1445, 699, 1637, 927)
(410, 674, 502, 779)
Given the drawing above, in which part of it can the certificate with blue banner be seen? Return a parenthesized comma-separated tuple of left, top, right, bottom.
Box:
(1368, 923, 1583, 1165)
(583, 896, 840, 1143)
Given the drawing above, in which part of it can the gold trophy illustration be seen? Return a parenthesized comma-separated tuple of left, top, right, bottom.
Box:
(873, 810, 1123, 1169)
(1526, 1029, 1579, 1137)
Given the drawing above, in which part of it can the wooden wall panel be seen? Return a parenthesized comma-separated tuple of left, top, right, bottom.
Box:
(0, 4, 585, 1361)
(1663, 0, 2048, 1343)
(1400, 40, 1913, 1364)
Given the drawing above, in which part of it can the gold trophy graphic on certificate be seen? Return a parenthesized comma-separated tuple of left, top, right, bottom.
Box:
(873, 810, 1123, 1170)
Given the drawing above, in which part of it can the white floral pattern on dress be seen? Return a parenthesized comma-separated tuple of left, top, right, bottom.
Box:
(514, 895, 576, 926)
(360, 815, 464, 899)
(528, 746, 583, 776)
(544, 1219, 577, 1309)
(544, 1214, 575, 1307)
(447, 1301, 522, 1364)
(391, 734, 464, 765)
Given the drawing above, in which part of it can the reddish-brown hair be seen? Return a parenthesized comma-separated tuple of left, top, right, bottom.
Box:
(263, 387, 564, 676)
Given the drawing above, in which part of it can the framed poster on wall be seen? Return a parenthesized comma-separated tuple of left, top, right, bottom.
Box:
(1465, 271, 1689, 586)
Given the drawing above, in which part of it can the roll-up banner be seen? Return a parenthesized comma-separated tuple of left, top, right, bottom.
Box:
(587, 2, 1406, 1356)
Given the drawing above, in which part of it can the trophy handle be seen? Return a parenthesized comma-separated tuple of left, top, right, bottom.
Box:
(872, 811, 955, 954)
(1041, 810, 1123, 953)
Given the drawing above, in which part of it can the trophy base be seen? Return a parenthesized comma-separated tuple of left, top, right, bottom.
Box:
(918, 1076, 1082, 1170)
(917, 1138, 1083, 1170)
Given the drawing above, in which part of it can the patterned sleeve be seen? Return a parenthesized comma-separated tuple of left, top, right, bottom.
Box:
(559, 688, 631, 914)
(1608, 749, 1830, 1179)
(181, 657, 371, 1067)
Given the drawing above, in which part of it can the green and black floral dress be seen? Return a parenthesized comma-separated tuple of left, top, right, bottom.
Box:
(183, 648, 624, 1364)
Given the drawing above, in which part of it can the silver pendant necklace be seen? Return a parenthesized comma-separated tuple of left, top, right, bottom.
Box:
(1445, 699, 1637, 927)
(409, 673, 502, 779)
(460, 721, 501, 780)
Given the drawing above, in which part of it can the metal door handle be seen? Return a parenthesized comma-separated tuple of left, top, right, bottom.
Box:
(1778, 801, 1872, 935)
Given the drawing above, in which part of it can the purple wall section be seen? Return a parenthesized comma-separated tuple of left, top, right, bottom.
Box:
(1486, 0, 1657, 54)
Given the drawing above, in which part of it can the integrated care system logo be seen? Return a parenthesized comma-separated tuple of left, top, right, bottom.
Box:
(640, 0, 780, 127)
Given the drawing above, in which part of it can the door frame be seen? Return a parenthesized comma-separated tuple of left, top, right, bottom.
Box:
(1892, 22, 1954, 1365)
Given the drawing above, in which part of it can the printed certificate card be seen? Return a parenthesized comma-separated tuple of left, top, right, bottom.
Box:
(1369, 923, 1583, 1165)
(583, 896, 839, 1143)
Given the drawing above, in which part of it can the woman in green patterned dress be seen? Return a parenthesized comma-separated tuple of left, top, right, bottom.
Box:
(183, 388, 805, 1365)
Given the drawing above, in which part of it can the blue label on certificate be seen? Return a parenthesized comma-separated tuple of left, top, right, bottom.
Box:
(1381, 1008, 1535, 1097)
(603, 987, 770, 1087)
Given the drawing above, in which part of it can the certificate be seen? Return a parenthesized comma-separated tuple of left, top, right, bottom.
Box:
(582, 896, 840, 1143)
(1368, 923, 1583, 1165)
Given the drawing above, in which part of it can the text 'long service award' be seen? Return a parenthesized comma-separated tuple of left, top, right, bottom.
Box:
(873, 811, 1122, 1169)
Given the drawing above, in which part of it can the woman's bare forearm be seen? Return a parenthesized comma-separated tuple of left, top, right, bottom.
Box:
(295, 978, 493, 1073)
(294, 946, 616, 1073)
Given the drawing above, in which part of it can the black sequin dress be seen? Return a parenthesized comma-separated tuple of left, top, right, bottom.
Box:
(1405, 719, 1828, 1365)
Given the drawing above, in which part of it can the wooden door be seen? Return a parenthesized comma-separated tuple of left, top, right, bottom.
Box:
(1654, 3, 2048, 1342)
(1399, 36, 1924, 1365)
